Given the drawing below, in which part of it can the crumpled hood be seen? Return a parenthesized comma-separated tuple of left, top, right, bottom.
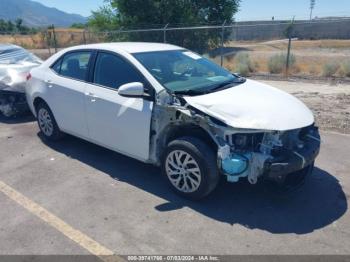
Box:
(183, 79, 314, 131)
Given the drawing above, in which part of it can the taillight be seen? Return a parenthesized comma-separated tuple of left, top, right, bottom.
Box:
(26, 73, 32, 81)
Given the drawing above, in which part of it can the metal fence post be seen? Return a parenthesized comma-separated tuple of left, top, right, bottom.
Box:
(163, 23, 169, 43)
(220, 20, 227, 66)
(88, 30, 92, 44)
(285, 17, 295, 76)
(52, 24, 58, 53)
(45, 30, 52, 56)
(83, 29, 87, 44)
(286, 35, 292, 76)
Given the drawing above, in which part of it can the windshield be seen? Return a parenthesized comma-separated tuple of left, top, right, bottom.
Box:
(133, 50, 242, 95)
(0, 47, 42, 65)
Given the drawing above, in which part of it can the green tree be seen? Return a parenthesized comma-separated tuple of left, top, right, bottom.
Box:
(14, 18, 31, 34)
(70, 23, 87, 29)
(88, 4, 118, 31)
(15, 18, 23, 31)
(111, 0, 239, 26)
(0, 19, 36, 34)
(0, 19, 7, 32)
(7, 20, 14, 32)
(88, 0, 240, 53)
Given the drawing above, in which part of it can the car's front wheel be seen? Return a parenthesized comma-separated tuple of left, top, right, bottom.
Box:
(36, 102, 63, 141)
(162, 137, 220, 200)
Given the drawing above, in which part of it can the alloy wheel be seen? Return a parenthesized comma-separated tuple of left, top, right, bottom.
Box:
(165, 150, 202, 193)
(38, 108, 54, 137)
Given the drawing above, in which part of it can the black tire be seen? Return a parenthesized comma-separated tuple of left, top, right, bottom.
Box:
(161, 136, 220, 200)
(36, 102, 63, 141)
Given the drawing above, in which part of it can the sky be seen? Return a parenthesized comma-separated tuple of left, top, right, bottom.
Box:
(34, 0, 350, 20)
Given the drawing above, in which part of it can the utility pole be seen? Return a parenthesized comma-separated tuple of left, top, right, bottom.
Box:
(310, 0, 316, 20)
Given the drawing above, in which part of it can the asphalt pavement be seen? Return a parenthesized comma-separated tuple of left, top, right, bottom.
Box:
(0, 114, 349, 256)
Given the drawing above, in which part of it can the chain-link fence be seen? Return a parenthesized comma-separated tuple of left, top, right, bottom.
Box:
(2, 18, 350, 78)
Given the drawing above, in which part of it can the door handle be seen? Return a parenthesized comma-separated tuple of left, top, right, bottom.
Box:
(85, 92, 99, 102)
(45, 79, 53, 88)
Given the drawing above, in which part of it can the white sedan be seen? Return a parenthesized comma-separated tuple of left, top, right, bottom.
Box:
(26, 43, 320, 199)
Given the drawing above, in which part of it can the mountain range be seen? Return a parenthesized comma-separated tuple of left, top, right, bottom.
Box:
(0, 0, 87, 27)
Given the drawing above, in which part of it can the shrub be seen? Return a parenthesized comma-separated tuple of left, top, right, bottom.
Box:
(322, 62, 340, 77)
(236, 63, 250, 76)
(308, 65, 318, 75)
(291, 64, 301, 74)
(234, 52, 255, 76)
(268, 53, 296, 74)
(341, 61, 350, 77)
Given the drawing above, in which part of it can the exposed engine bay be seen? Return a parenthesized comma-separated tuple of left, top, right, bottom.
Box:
(0, 44, 42, 117)
(218, 126, 320, 185)
(149, 89, 320, 186)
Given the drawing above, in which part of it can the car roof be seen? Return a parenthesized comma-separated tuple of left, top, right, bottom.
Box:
(0, 44, 22, 52)
(66, 42, 184, 54)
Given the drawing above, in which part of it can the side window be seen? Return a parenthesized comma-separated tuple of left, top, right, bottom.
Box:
(93, 52, 143, 89)
(60, 52, 91, 81)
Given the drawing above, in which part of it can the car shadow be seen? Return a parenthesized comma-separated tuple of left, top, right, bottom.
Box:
(39, 133, 348, 235)
(0, 113, 35, 124)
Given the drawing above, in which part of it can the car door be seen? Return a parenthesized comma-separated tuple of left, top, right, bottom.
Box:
(46, 51, 92, 138)
(85, 51, 153, 161)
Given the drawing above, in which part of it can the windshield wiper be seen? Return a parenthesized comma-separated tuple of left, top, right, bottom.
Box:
(209, 77, 246, 93)
(172, 89, 207, 96)
(172, 76, 246, 96)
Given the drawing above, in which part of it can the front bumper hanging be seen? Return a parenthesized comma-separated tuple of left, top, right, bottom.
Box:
(220, 126, 321, 186)
(263, 127, 321, 184)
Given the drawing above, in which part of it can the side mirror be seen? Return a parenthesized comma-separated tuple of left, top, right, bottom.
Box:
(118, 82, 144, 97)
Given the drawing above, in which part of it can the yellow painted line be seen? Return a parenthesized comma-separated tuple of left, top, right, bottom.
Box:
(0, 180, 124, 262)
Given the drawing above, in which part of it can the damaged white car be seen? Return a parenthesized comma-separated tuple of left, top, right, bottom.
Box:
(0, 44, 42, 117)
(26, 43, 320, 199)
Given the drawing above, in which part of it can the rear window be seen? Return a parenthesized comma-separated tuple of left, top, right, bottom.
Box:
(55, 52, 91, 81)
(0, 47, 42, 65)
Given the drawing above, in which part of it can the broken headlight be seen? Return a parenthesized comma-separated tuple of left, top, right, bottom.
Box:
(234, 134, 247, 148)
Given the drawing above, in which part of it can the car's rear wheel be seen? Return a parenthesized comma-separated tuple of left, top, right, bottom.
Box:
(36, 102, 62, 141)
(162, 136, 220, 200)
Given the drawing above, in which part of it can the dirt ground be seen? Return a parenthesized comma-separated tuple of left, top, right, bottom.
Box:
(224, 39, 350, 76)
(260, 79, 350, 134)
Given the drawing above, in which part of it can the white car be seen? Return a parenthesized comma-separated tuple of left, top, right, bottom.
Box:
(0, 44, 42, 117)
(26, 43, 320, 199)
